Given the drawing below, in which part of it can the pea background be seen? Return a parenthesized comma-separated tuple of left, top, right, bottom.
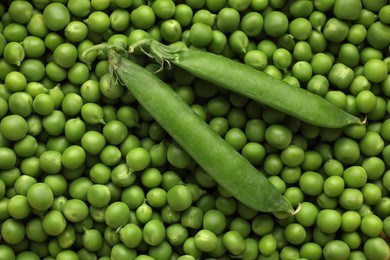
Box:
(0, 0, 390, 259)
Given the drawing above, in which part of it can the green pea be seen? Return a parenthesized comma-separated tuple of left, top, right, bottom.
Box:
(1, 218, 25, 245)
(360, 213, 383, 237)
(328, 63, 355, 90)
(334, 0, 362, 20)
(125, 146, 150, 172)
(299, 171, 324, 196)
(42, 210, 66, 236)
(3, 23, 27, 43)
(279, 145, 304, 167)
(182, 237, 202, 258)
(8, 0, 33, 24)
(272, 48, 292, 71)
(84, 11, 110, 34)
(68, 62, 90, 86)
(101, 120, 127, 145)
(229, 217, 251, 238)
(181, 206, 204, 229)
(42, 3, 70, 31)
(291, 61, 312, 83)
(306, 75, 329, 97)
(337, 43, 360, 68)
(64, 21, 88, 43)
(165, 223, 188, 247)
(323, 240, 350, 260)
(81, 103, 105, 125)
(52, 43, 77, 69)
(216, 7, 240, 33)
(188, 23, 213, 47)
(287, 0, 312, 17)
(284, 187, 304, 208)
(307, 30, 328, 53)
(338, 188, 364, 210)
(81, 228, 103, 252)
(347, 24, 367, 44)
(262, 154, 283, 176)
(194, 229, 218, 252)
(167, 184, 193, 212)
(45, 61, 66, 82)
(364, 237, 390, 260)
(240, 12, 263, 37)
(366, 21, 390, 50)
(25, 12, 48, 37)
(145, 188, 166, 208)
(298, 242, 322, 260)
(334, 137, 360, 165)
(343, 166, 367, 188)
(323, 175, 344, 198)
(242, 142, 266, 165)
(340, 211, 361, 233)
(309, 10, 327, 31)
(224, 127, 247, 150)
(110, 244, 137, 260)
(61, 198, 89, 223)
(254, 234, 274, 257)
(264, 11, 289, 37)
(130, 5, 155, 30)
(8, 194, 31, 220)
(294, 201, 318, 228)
(86, 184, 111, 208)
(265, 124, 292, 150)
(21, 35, 45, 58)
(316, 209, 342, 234)
(61, 145, 86, 171)
(363, 58, 388, 83)
(323, 17, 349, 43)
(167, 141, 192, 169)
(199, 210, 226, 236)
(359, 131, 384, 156)
(206, 97, 228, 118)
(26, 182, 54, 211)
(3, 42, 25, 66)
(222, 230, 246, 256)
(289, 18, 312, 41)
(143, 219, 166, 246)
(280, 167, 301, 185)
(284, 223, 306, 245)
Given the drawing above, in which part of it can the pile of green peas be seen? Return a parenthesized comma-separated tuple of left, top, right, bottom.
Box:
(0, 0, 390, 259)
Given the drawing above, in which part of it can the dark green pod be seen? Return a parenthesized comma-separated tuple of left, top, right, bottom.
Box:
(109, 50, 294, 214)
(131, 39, 362, 128)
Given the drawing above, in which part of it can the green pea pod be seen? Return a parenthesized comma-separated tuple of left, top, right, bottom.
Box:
(106, 49, 294, 214)
(129, 39, 362, 128)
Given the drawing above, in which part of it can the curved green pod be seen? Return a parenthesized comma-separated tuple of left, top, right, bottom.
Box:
(130, 39, 363, 129)
(107, 50, 294, 214)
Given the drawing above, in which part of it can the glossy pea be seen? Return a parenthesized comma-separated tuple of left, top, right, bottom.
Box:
(323, 18, 349, 43)
(3, 42, 25, 66)
(289, 18, 312, 41)
(216, 7, 240, 33)
(143, 219, 166, 246)
(42, 3, 70, 31)
(263, 11, 289, 37)
(222, 230, 246, 256)
(81, 103, 105, 125)
(240, 12, 263, 37)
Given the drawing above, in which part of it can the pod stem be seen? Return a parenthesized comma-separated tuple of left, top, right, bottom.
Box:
(128, 39, 184, 71)
(81, 42, 128, 69)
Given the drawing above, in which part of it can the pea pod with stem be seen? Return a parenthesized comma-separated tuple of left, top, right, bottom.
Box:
(83, 44, 295, 214)
(129, 39, 363, 129)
